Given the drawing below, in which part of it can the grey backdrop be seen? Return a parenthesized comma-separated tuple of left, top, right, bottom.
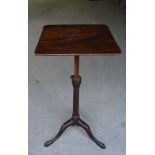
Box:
(29, 0, 126, 155)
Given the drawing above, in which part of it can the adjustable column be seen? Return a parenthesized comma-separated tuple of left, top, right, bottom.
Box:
(44, 55, 105, 149)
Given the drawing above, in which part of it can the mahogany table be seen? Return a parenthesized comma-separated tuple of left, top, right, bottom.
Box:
(35, 25, 121, 149)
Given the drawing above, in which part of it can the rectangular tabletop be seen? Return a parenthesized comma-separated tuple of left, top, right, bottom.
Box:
(35, 25, 121, 56)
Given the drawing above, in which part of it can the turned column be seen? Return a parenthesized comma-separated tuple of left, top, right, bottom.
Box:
(71, 56, 81, 118)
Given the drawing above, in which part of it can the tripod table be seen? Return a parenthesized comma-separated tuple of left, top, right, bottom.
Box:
(35, 25, 121, 149)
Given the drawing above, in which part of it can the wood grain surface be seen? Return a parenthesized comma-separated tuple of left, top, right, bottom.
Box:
(35, 25, 121, 56)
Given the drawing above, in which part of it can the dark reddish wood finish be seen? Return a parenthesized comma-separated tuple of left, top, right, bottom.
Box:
(35, 25, 121, 149)
(35, 25, 121, 56)
(44, 56, 106, 149)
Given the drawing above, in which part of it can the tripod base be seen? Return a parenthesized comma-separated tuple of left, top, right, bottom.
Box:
(44, 116, 106, 149)
(44, 57, 106, 149)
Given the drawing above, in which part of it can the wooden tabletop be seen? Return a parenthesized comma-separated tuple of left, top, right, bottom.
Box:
(35, 25, 121, 56)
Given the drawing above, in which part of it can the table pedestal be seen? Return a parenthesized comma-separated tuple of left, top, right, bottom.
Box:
(44, 56, 106, 149)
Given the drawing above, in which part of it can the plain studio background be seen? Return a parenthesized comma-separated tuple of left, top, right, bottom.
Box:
(28, 0, 126, 155)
